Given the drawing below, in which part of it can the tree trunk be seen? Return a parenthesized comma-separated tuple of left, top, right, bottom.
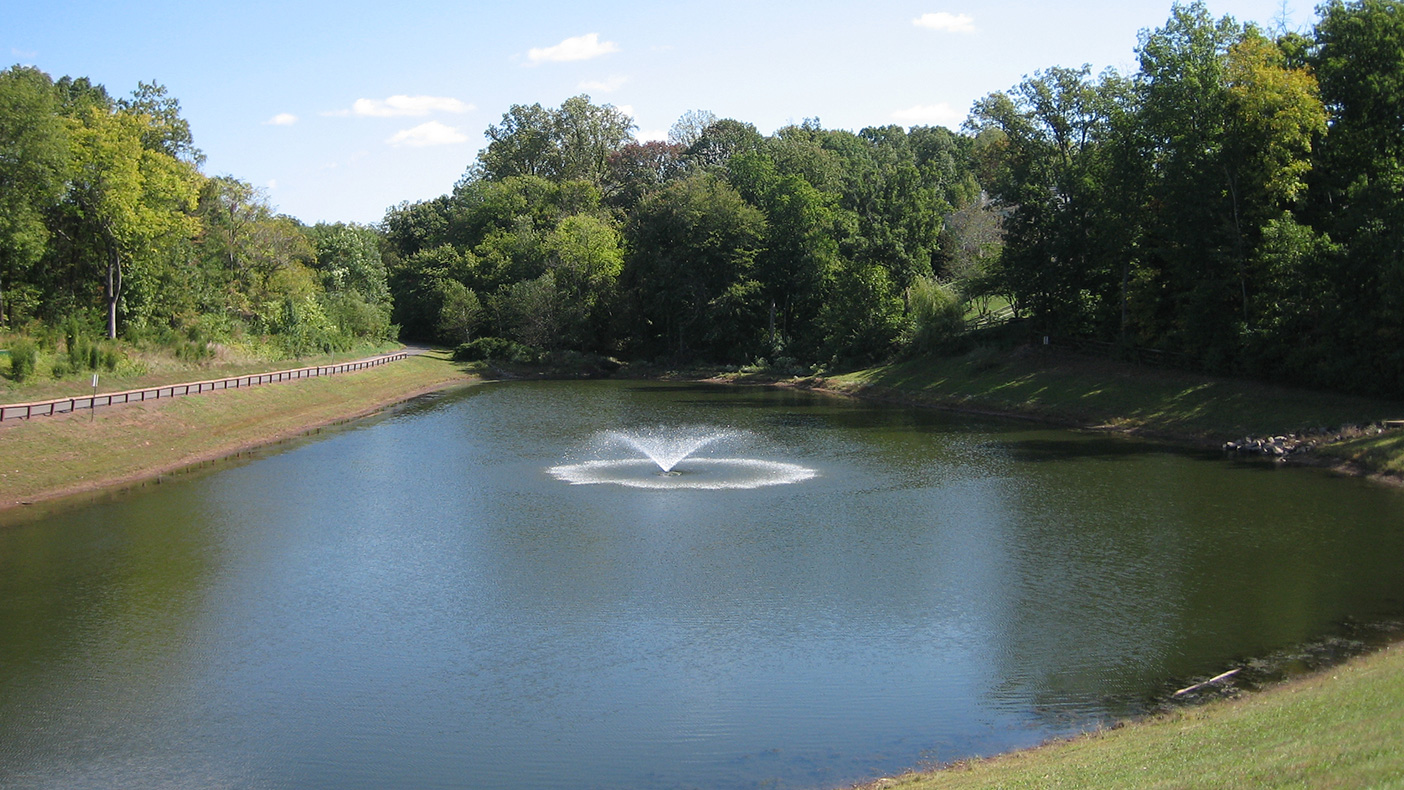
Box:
(105, 240, 121, 340)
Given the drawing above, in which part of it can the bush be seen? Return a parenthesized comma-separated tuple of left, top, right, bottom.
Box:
(903, 277, 968, 355)
(7, 339, 37, 382)
(452, 336, 542, 363)
(175, 340, 212, 362)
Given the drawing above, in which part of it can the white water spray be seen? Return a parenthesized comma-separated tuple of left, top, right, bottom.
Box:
(549, 426, 817, 489)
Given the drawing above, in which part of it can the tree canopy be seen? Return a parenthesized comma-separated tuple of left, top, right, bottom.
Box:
(12, 1, 1404, 397)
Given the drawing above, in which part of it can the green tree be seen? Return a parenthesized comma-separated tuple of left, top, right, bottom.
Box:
(1133, 3, 1324, 366)
(197, 176, 315, 320)
(621, 173, 766, 360)
(476, 102, 558, 180)
(66, 104, 201, 338)
(474, 96, 635, 188)
(436, 279, 482, 345)
(970, 65, 1134, 336)
(0, 65, 68, 325)
(684, 119, 763, 171)
(554, 95, 636, 187)
(118, 81, 202, 166)
(1309, 0, 1404, 392)
(311, 222, 390, 307)
(727, 149, 841, 359)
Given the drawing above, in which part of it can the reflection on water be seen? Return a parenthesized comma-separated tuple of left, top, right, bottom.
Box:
(2, 380, 1403, 790)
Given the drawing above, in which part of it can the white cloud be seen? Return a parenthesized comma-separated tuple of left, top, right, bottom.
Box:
(265, 113, 298, 126)
(579, 75, 628, 93)
(912, 12, 976, 33)
(615, 104, 636, 120)
(892, 103, 965, 127)
(528, 33, 619, 64)
(386, 121, 470, 147)
(267, 179, 279, 189)
(636, 128, 669, 143)
(330, 95, 473, 118)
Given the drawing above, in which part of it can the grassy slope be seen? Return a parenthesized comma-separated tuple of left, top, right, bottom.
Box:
(866, 643, 1404, 789)
(0, 349, 476, 510)
(0, 341, 404, 404)
(809, 347, 1403, 447)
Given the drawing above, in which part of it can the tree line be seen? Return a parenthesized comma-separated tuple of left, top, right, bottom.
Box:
(389, 0, 1404, 396)
(0, 70, 393, 364)
(6, 1, 1404, 397)
(969, 0, 1404, 396)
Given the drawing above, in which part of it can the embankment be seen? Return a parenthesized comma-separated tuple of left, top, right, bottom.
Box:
(0, 350, 477, 512)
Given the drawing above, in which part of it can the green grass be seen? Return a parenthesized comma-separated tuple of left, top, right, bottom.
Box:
(817, 346, 1404, 446)
(1316, 431, 1404, 476)
(0, 349, 476, 510)
(0, 338, 403, 403)
(864, 643, 1404, 789)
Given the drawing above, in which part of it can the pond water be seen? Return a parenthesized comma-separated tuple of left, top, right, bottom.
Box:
(2, 380, 1403, 790)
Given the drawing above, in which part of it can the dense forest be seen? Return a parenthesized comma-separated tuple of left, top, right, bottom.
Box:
(0, 72, 394, 376)
(5, 1, 1404, 396)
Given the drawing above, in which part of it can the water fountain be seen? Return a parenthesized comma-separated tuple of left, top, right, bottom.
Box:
(548, 426, 817, 489)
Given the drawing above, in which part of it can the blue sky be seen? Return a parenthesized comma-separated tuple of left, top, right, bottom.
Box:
(7, 1, 1304, 225)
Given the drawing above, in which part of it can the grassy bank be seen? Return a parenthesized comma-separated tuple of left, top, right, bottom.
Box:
(821, 347, 1402, 440)
(0, 339, 404, 403)
(0, 348, 476, 511)
(860, 642, 1404, 789)
(722, 345, 1404, 478)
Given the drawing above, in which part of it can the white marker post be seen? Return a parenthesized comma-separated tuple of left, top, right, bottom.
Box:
(91, 373, 98, 422)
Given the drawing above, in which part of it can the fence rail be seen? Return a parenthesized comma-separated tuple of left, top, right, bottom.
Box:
(0, 352, 409, 422)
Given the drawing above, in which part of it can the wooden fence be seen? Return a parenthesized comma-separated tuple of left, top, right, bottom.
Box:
(0, 352, 409, 422)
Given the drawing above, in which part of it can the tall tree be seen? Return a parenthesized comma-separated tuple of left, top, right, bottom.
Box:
(1133, 3, 1324, 365)
(621, 173, 766, 360)
(67, 105, 200, 338)
(1309, 0, 1404, 392)
(727, 149, 841, 358)
(473, 96, 634, 187)
(0, 66, 69, 324)
(553, 95, 636, 187)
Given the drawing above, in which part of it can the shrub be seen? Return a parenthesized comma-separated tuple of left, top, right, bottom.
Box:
(903, 277, 968, 355)
(7, 339, 37, 382)
(100, 346, 120, 372)
(175, 341, 211, 362)
(452, 336, 541, 363)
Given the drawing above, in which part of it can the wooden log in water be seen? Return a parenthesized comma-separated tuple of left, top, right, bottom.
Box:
(1173, 668, 1241, 696)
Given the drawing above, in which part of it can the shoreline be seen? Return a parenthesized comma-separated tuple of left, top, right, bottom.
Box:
(0, 354, 479, 515)
(703, 362, 1404, 488)
(1, 380, 474, 512)
(3, 353, 1401, 784)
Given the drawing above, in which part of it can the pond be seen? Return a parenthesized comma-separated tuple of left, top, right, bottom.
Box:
(2, 380, 1403, 789)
